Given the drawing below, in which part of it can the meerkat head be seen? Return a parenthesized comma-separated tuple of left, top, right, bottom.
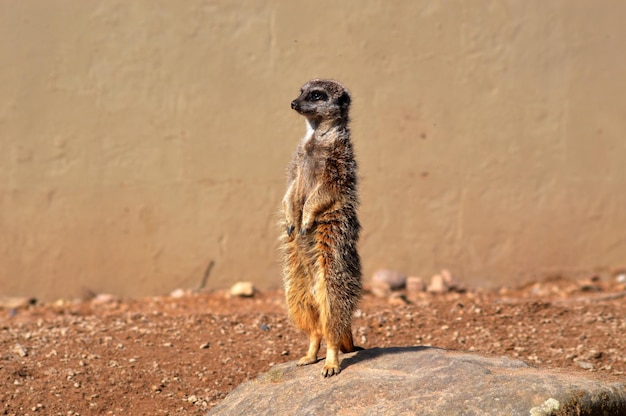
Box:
(290, 79, 351, 127)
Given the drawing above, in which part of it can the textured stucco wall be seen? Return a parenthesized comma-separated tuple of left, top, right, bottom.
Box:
(1, 1, 625, 300)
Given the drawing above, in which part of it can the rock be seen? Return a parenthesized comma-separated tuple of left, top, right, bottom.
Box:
(229, 281, 256, 297)
(388, 293, 409, 306)
(0, 296, 36, 309)
(427, 270, 466, 293)
(406, 276, 426, 293)
(169, 288, 188, 298)
(427, 273, 448, 293)
(369, 280, 392, 298)
(580, 276, 601, 292)
(441, 269, 466, 292)
(576, 361, 595, 370)
(91, 293, 120, 304)
(13, 343, 28, 357)
(372, 269, 406, 290)
(207, 347, 626, 416)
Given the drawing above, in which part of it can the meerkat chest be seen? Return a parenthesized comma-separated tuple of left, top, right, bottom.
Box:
(300, 138, 329, 187)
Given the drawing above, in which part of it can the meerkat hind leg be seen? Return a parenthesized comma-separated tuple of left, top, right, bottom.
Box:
(320, 303, 342, 376)
(322, 343, 341, 377)
(298, 332, 322, 366)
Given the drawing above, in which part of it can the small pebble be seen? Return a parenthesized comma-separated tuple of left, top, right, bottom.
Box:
(14, 343, 28, 357)
(0, 296, 36, 309)
(441, 269, 466, 292)
(428, 270, 465, 293)
(406, 276, 426, 293)
(370, 280, 392, 298)
(388, 293, 409, 306)
(169, 288, 187, 298)
(229, 282, 256, 297)
(427, 274, 447, 294)
(91, 293, 120, 304)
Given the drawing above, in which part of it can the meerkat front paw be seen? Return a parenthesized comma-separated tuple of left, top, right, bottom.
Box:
(300, 217, 313, 236)
(284, 212, 297, 240)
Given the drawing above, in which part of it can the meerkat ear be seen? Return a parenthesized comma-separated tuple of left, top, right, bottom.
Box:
(337, 92, 351, 110)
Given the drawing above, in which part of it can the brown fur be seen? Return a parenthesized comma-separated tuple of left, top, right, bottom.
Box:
(280, 79, 362, 377)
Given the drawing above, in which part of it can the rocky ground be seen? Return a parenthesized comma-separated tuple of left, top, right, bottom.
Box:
(1, 275, 625, 415)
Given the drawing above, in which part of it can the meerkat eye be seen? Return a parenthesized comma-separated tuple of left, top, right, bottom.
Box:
(308, 91, 328, 101)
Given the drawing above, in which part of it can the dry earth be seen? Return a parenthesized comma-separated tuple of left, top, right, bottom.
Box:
(1, 276, 625, 415)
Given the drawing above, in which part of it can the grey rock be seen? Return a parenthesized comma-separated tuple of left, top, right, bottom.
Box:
(372, 269, 407, 291)
(208, 347, 626, 416)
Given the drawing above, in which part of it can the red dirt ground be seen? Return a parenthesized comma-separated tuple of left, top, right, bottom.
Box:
(1, 276, 625, 415)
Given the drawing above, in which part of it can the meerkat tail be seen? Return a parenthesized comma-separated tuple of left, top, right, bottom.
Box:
(339, 331, 356, 353)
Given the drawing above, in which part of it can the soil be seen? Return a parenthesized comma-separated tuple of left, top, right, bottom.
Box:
(1, 276, 625, 415)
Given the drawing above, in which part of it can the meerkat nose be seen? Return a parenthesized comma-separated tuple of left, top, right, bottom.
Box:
(291, 100, 298, 110)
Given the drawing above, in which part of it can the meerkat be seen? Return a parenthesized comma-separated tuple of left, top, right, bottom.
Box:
(280, 79, 362, 377)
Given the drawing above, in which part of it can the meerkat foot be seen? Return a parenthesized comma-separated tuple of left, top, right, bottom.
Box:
(298, 334, 321, 366)
(321, 347, 340, 377)
(322, 362, 341, 377)
(297, 355, 318, 366)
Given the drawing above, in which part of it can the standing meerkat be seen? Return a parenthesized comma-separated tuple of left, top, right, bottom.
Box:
(280, 79, 362, 377)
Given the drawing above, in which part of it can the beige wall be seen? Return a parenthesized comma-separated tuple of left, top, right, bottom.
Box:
(1, 1, 625, 300)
